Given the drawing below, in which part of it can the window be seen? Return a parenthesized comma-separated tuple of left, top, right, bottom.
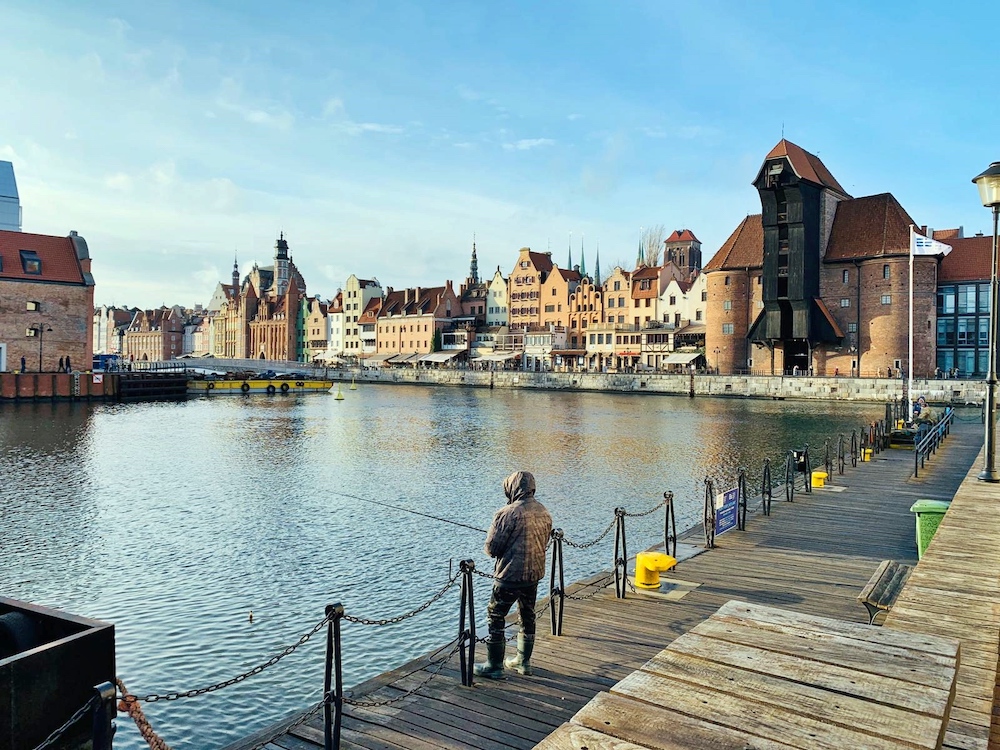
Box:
(618, 296, 624, 307)
(613, 281, 621, 291)
(544, 304, 555, 313)
(938, 289, 955, 314)
(520, 260, 529, 268)
(957, 285, 977, 314)
(842, 270, 849, 284)
(701, 291, 707, 302)
(847, 322, 858, 333)
(881, 294, 891, 305)
(644, 299, 650, 307)
(883, 264, 890, 280)
(669, 296, 676, 305)
(840, 298, 850, 308)
(608, 298, 615, 308)
(722, 323, 734, 335)
(695, 310, 702, 321)
(723, 300, 732, 311)
(724, 276, 730, 286)
(26, 300, 40, 311)
(20, 250, 41, 274)
(551, 287, 556, 296)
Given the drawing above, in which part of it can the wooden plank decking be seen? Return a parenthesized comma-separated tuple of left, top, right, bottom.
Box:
(228, 415, 987, 750)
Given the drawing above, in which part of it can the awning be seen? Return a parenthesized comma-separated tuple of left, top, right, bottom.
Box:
(662, 352, 702, 365)
(558, 349, 587, 356)
(675, 324, 706, 337)
(476, 351, 520, 362)
(389, 353, 420, 363)
(363, 353, 394, 364)
(420, 350, 465, 363)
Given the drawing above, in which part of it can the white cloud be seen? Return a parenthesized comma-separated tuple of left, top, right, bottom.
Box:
(503, 138, 555, 151)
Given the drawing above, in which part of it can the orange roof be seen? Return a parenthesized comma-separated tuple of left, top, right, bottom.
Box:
(703, 215, 764, 272)
(527, 251, 553, 273)
(0, 229, 88, 284)
(824, 193, 915, 261)
(939, 235, 992, 282)
(665, 229, 700, 243)
(763, 140, 849, 197)
(631, 266, 660, 280)
(553, 267, 582, 282)
(933, 228, 963, 240)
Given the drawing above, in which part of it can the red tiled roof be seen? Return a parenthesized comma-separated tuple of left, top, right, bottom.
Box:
(703, 215, 764, 271)
(933, 228, 963, 240)
(665, 229, 700, 243)
(554, 267, 582, 282)
(631, 266, 660, 280)
(824, 193, 915, 261)
(939, 235, 992, 282)
(527, 251, 554, 273)
(0, 229, 86, 284)
(763, 140, 850, 197)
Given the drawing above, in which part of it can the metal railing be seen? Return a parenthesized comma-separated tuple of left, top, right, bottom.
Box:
(914, 407, 955, 477)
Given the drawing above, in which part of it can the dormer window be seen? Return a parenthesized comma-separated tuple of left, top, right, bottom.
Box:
(20, 250, 41, 274)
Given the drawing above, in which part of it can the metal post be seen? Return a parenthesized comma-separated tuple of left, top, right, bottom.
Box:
(91, 682, 116, 750)
(803, 445, 812, 493)
(736, 468, 747, 531)
(324, 603, 344, 750)
(761, 458, 772, 516)
(458, 559, 476, 685)
(613, 508, 627, 598)
(785, 451, 795, 502)
(663, 492, 676, 558)
(703, 477, 716, 546)
(981, 204, 1000, 481)
(549, 530, 565, 636)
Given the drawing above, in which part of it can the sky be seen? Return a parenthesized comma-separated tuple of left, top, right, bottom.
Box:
(2, 1, 998, 310)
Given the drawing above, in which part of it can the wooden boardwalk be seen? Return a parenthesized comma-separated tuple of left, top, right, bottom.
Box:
(229, 415, 986, 750)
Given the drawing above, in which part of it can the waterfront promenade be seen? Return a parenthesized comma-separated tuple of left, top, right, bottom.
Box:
(227, 415, 991, 750)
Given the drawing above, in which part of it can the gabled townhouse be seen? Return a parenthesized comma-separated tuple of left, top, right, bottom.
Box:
(373, 283, 462, 364)
(508, 248, 554, 332)
(303, 297, 329, 363)
(486, 268, 508, 327)
(123, 306, 184, 362)
(326, 291, 345, 360)
(567, 276, 604, 369)
(342, 274, 383, 356)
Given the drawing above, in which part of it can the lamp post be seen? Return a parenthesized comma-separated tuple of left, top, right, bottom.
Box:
(972, 162, 1000, 482)
(27, 324, 53, 371)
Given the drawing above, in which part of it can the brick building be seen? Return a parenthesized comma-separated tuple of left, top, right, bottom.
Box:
(508, 248, 553, 331)
(0, 229, 95, 372)
(123, 306, 184, 362)
(374, 283, 462, 361)
(705, 140, 947, 377)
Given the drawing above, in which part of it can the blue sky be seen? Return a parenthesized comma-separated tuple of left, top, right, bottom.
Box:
(2, 1, 997, 309)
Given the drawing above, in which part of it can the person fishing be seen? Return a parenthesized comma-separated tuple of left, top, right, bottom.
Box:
(475, 470, 552, 680)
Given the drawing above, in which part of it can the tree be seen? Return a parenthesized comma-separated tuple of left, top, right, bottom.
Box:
(640, 224, 667, 267)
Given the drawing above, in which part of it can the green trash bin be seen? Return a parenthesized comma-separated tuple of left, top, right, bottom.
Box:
(909, 499, 951, 558)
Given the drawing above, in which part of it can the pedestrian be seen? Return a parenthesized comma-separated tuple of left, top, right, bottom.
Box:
(475, 470, 553, 680)
(58, 356, 65, 373)
(20, 356, 26, 373)
(65, 355, 71, 372)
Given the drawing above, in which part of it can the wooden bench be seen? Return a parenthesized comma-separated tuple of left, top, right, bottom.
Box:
(858, 559, 914, 625)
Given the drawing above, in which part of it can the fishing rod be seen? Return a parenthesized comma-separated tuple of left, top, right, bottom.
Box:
(329, 490, 489, 534)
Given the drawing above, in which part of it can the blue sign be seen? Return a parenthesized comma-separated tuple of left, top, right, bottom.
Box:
(715, 487, 740, 536)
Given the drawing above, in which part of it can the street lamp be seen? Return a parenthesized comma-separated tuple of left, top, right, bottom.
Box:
(26, 324, 53, 371)
(972, 162, 1000, 482)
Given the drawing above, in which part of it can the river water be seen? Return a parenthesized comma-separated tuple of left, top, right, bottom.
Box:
(0, 385, 882, 748)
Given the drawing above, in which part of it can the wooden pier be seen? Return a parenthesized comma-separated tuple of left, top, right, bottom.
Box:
(228, 415, 995, 750)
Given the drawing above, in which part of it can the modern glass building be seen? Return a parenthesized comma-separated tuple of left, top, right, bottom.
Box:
(0, 161, 21, 232)
(937, 233, 993, 378)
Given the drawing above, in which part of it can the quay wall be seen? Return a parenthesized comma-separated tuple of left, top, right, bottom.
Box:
(340, 369, 986, 404)
(0, 371, 117, 401)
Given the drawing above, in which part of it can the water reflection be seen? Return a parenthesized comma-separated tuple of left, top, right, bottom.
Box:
(0, 388, 882, 749)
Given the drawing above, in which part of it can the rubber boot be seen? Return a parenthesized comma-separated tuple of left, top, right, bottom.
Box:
(473, 640, 506, 680)
(504, 633, 535, 675)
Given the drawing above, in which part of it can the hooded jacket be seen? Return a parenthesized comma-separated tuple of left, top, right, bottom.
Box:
(484, 471, 553, 583)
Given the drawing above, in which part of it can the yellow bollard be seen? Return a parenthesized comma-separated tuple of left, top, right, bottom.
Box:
(634, 551, 677, 589)
(811, 471, 828, 488)
(862, 448, 873, 462)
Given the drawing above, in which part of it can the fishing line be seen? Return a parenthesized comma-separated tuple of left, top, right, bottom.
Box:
(329, 490, 488, 534)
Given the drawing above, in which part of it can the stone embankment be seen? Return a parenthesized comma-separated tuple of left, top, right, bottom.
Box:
(343, 368, 986, 404)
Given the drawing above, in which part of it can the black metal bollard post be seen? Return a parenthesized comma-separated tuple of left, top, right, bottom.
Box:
(613, 508, 627, 598)
(851, 429, 858, 467)
(824, 439, 833, 478)
(838, 434, 846, 475)
(458, 559, 476, 686)
(761, 458, 772, 516)
(802, 444, 812, 494)
(736, 468, 748, 531)
(663, 492, 677, 558)
(549, 530, 565, 636)
(785, 451, 796, 502)
(703, 477, 717, 546)
(324, 603, 345, 750)
(92, 681, 116, 750)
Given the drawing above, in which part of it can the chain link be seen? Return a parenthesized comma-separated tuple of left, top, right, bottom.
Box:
(563, 516, 616, 549)
(622, 499, 667, 518)
(242, 697, 328, 750)
(564, 574, 615, 600)
(472, 568, 497, 580)
(31, 695, 98, 750)
(346, 637, 463, 706)
(343, 573, 459, 626)
(119, 613, 331, 704)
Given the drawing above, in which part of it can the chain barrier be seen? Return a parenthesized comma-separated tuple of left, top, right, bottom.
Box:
(30, 695, 99, 750)
(760, 458, 773, 516)
(563, 516, 617, 549)
(244, 697, 328, 750)
(116, 678, 173, 750)
(838, 434, 846, 475)
(663, 492, 677, 559)
(457, 560, 476, 686)
(549, 529, 565, 636)
(343, 573, 459, 626)
(622, 497, 667, 518)
(118, 613, 332, 705)
(736, 468, 748, 531)
(565, 574, 615, 600)
(346, 637, 463, 708)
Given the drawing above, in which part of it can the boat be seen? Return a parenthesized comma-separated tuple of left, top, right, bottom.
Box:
(188, 378, 335, 395)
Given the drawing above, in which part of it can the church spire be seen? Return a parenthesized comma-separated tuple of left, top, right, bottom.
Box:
(232, 251, 240, 291)
(579, 233, 587, 277)
(567, 231, 573, 269)
(469, 234, 479, 284)
(594, 243, 602, 287)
